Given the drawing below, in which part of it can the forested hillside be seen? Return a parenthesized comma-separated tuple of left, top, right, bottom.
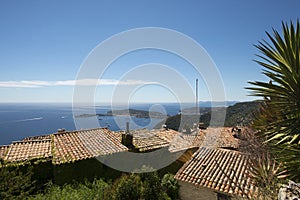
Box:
(157, 101, 261, 130)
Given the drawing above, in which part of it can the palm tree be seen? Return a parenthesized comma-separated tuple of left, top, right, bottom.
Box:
(247, 20, 300, 181)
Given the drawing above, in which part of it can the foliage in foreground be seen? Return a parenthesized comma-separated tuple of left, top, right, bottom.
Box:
(247, 20, 300, 183)
(0, 166, 36, 200)
(29, 179, 109, 200)
(240, 20, 300, 198)
(28, 172, 179, 200)
(239, 129, 287, 199)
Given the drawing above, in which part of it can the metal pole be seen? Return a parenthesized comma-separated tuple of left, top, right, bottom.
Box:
(196, 79, 198, 115)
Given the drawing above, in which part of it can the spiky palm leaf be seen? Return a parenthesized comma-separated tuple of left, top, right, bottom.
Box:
(247, 20, 300, 182)
(248, 152, 288, 200)
(247, 21, 300, 145)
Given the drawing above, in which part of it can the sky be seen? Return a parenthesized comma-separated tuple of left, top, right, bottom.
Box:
(0, 0, 299, 104)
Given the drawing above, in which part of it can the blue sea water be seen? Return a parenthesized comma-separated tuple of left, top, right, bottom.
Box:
(0, 103, 182, 145)
(0, 102, 237, 146)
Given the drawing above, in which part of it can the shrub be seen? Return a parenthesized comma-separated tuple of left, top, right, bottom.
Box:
(113, 174, 142, 200)
(0, 166, 35, 200)
(161, 173, 179, 200)
(28, 178, 109, 200)
(141, 172, 165, 200)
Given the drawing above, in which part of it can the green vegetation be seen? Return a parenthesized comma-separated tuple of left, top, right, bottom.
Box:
(0, 158, 181, 199)
(247, 20, 300, 182)
(161, 173, 179, 200)
(160, 101, 260, 131)
(199, 101, 261, 127)
(76, 109, 168, 119)
(28, 172, 178, 200)
(107, 109, 168, 119)
(0, 166, 35, 200)
(28, 179, 109, 200)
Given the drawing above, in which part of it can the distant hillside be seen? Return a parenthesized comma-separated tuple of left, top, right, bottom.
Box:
(76, 109, 167, 119)
(201, 101, 261, 127)
(155, 101, 261, 130)
(106, 109, 167, 119)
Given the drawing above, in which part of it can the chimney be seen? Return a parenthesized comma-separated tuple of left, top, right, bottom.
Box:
(122, 122, 133, 148)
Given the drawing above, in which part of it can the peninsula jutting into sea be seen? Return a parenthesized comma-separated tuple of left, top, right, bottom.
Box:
(75, 108, 168, 119)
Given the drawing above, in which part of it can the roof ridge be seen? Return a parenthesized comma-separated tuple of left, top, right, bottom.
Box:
(12, 139, 51, 144)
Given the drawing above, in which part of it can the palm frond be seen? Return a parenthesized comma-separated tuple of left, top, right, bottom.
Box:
(247, 20, 300, 181)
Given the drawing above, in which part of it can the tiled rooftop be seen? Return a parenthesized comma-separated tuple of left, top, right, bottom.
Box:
(22, 134, 51, 142)
(5, 140, 52, 162)
(201, 128, 240, 149)
(0, 127, 243, 165)
(116, 128, 205, 152)
(154, 129, 180, 142)
(0, 128, 128, 165)
(175, 147, 258, 198)
(169, 132, 205, 152)
(53, 128, 128, 164)
(133, 135, 169, 152)
(215, 128, 240, 149)
(116, 129, 171, 152)
(53, 131, 91, 164)
(0, 145, 10, 160)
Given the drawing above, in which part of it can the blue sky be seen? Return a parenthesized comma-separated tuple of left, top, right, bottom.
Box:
(0, 0, 299, 103)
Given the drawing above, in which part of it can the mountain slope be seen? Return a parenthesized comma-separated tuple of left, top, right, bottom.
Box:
(156, 101, 261, 130)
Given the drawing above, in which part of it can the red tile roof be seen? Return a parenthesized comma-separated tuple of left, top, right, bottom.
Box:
(0, 128, 127, 165)
(133, 135, 169, 152)
(201, 128, 240, 149)
(0, 145, 10, 160)
(53, 128, 128, 164)
(116, 129, 169, 152)
(0, 127, 243, 165)
(175, 147, 258, 198)
(53, 131, 91, 164)
(169, 132, 205, 152)
(5, 140, 52, 162)
(79, 128, 128, 156)
(155, 129, 179, 142)
(117, 128, 205, 152)
(22, 134, 51, 142)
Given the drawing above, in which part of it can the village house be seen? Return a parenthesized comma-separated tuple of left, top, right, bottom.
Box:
(0, 126, 257, 199)
(174, 147, 258, 200)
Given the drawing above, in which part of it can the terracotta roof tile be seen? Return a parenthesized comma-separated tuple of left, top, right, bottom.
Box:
(0, 145, 10, 159)
(53, 131, 91, 164)
(116, 129, 177, 152)
(117, 128, 204, 152)
(22, 134, 51, 142)
(201, 128, 240, 148)
(53, 128, 128, 164)
(168, 131, 205, 152)
(133, 135, 169, 152)
(155, 129, 179, 142)
(5, 140, 52, 162)
(78, 128, 128, 156)
(175, 147, 258, 198)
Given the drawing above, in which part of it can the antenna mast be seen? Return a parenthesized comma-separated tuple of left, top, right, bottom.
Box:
(196, 78, 199, 115)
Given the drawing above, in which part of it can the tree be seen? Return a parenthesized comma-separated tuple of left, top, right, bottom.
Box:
(247, 20, 300, 181)
(0, 166, 35, 200)
(113, 174, 142, 200)
(161, 173, 179, 200)
(141, 172, 165, 200)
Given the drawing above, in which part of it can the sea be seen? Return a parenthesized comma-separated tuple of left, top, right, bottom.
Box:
(0, 102, 237, 146)
(0, 103, 182, 145)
